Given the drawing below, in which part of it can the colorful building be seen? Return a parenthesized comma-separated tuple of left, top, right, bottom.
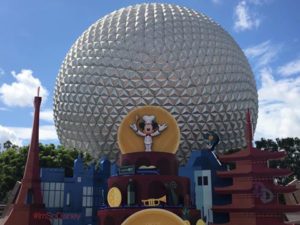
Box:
(212, 112, 300, 225)
(284, 179, 300, 224)
(179, 150, 231, 224)
(1, 95, 300, 225)
(1, 93, 51, 225)
(40, 156, 110, 225)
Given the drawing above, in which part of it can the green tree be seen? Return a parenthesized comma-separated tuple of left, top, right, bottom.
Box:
(255, 137, 300, 184)
(255, 138, 278, 151)
(3, 140, 13, 150)
(0, 147, 27, 203)
(0, 143, 93, 203)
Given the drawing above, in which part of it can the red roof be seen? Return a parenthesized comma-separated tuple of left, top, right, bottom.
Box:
(213, 203, 300, 213)
(218, 147, 286, 163)
(215, 183, 297, 194)
(217, 167, 292, 178)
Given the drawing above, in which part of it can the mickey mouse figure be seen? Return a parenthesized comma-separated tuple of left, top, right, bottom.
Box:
(130, 115, 167, 152)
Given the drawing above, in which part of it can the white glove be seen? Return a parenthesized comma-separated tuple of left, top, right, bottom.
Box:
(158, 123, 167, 131)
(130, 123, 138, 132)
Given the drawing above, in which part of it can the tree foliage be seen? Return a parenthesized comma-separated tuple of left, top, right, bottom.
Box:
(255, 137, 300, 184)
(0, 142, 93, 203)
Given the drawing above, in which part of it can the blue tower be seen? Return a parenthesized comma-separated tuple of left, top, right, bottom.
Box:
(40, 156, 111, 225)
(179, 150, 231, 224)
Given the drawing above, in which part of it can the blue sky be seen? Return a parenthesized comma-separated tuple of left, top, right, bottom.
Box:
(0, 0, 300, 148)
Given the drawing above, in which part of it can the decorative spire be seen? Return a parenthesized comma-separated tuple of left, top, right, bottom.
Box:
(3, 90, 51, 225)
(14, 89, 42, 203)
(20, 89, 42, 183)
(245, 109, 253, 150)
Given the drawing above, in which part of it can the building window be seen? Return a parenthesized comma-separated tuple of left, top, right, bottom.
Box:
(197, 176, 209, 186)
(42, 182, 64, 208)
(66, 192, 71, 206)
(51, 219, 62, 225)
(198, 176, 202, 186)
(82, 186, 93, 207)
(85, 207, 93, 217)
(26, 189, 33, 204)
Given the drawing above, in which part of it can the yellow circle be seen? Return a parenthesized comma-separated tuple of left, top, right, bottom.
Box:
(118, 106, 180, 154)
(121, 208, 186, 225)
(107, 187, 122, 207)
(196, 219, 206, 225)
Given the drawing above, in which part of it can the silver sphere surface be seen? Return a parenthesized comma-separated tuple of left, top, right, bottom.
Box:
(54, 3, 258, 164)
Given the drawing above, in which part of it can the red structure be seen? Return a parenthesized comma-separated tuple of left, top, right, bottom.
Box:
(2, 92, 51, 225)
(212, 111, 300, 225)
(98, 152, 201, 225)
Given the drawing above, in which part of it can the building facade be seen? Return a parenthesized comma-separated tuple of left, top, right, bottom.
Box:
(40, 156, 110, 225)
(179, 150, 231, 224)
(40, 149, 233, 225)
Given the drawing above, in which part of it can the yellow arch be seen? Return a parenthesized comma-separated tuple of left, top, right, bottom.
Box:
(121, 208, 186, 225)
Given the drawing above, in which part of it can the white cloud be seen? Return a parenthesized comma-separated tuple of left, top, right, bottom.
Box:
(31, 109, 54, 123)
(0, 125, 22, 149)
(277, 58, 300, 77)
(7, 125, 58, 142)
(0, 125, 58, 150)
(234, 1, 260, 31)
(244, 41, 281, 68)
(255, 67, 300, 140)
(0, 69, 48, 107)
(40, 110, 54, 123)
(211, 0, 221, 4)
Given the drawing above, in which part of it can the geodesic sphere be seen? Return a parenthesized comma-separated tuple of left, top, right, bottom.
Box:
(54, 3, 258, 164)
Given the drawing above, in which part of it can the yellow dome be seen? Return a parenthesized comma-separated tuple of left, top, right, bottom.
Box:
(121, 208, 186, 225)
